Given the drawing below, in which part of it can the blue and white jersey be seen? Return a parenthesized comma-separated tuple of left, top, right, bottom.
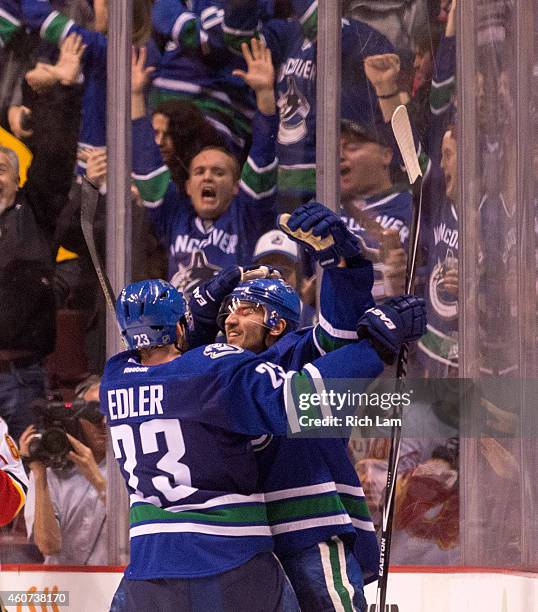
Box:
(252, 264, 382, 584)
(340, 187, 412, 302)
(132, 109, 279, 296)
(100, 333, 384, 578)
(223, 0, 393, 196)
(417, 193, 458, 371)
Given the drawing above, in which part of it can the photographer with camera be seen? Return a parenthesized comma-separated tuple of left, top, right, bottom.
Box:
(18, 379, 107, 565)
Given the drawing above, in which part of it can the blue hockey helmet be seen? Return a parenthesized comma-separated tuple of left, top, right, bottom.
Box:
(217, 278, 301, 333)
(116, 279, 189, 350)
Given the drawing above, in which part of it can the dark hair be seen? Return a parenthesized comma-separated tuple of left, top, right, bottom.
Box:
(413, 22, 442, 58)
(133, 0, 153, 46)
(152, 100, 226, 187)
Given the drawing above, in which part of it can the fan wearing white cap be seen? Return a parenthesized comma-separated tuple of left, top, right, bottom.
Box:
(252, 229, 300, 289)
(252, 229, 317, 327)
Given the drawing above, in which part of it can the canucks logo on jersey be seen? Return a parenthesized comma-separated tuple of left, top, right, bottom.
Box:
(277, 77, 310, 145)
(203, 343, 244, 359)
(170, 250, 222, 298)
(429, 249, 458, 323)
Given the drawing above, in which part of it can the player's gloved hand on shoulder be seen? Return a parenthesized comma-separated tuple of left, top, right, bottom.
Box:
(356, 295, 427, 365)
(278, 201, 362, 267)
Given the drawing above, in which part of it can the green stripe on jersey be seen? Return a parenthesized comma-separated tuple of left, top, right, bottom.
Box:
(315, 326, 352, 353)
(340, 494, 371, 520)
(241, 160, 277, 197)
(42, 11, 71, 45)
(289, 371, 322, 425)
(133, 167, 171, 203)
(328, 538, 354, 612)
(277, 166, 316, 193)
(149, 89, 252, 138)
(430, 77, 455, 112)
(180, 19, 199, 50)
(300, 7, 318, 41)
(130, 502, 268, 526)
(223, 31, 262, 54)
(0, 16, 20, 45)
(266, 492, 346, 523)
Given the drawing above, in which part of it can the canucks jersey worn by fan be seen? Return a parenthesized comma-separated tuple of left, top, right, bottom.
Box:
(100, 314, 383, 579)
(417, 194, 458, 373)
(151, 0, 257, 156)
(0, 417, 28, 526)
(132, 110, 278, 296)
(340, 187, 412, 302)
(223, 0, 393, 197)
(20, 0, 160, 175)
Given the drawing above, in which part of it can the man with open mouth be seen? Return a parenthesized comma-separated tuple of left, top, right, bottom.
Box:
(131, 38, 279, 298)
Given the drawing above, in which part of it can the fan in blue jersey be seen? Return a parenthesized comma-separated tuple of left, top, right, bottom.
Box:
(339, 119, 412, 302)
(131, 37, 279, 298)
(417, 124, 458, 377)
(222, 0, 394, 207)
(101, 263, 420, 610)
(190, 201, 426, 611)
(0, 1, 21, 48)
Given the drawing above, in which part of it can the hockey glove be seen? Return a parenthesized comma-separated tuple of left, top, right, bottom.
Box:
(356, 295, 427, 365)
(190, 265, 280, 325)
(278, 201, 362, 267)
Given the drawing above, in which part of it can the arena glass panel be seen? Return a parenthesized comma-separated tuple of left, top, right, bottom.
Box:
(0, 0, 124, 568)
(458, 0, 538, 571)
(342, 0, 464, 566)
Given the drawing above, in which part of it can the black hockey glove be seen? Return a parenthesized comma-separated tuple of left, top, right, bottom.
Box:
(356, 295, 427, 365)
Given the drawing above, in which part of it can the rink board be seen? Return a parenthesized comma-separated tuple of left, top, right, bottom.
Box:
(0, 565, 536, 611)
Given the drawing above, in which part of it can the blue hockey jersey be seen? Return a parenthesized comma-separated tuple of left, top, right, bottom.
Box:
(251, 263, 382, 584)
(417, 192, 458, 372)
(99, 335, 383, 579)
(223, 0, 393, 196)
(132, 109, 278, 296)
(340, 187, 412, 302)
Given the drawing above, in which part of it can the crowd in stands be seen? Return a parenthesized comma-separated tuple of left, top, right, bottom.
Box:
(0, 0, 525, 574)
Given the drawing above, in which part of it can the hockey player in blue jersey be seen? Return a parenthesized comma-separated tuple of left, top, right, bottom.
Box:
(131, 37, 279, 297)
(189, 201, 426, 610)
(100, 269, 410, 611)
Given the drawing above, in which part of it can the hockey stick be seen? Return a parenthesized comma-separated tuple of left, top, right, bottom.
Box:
(375, 105, 423, 612)
(80, 177, 117, 316)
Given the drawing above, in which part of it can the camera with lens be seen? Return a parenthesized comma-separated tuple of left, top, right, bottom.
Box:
(27, 397, 102, 469)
